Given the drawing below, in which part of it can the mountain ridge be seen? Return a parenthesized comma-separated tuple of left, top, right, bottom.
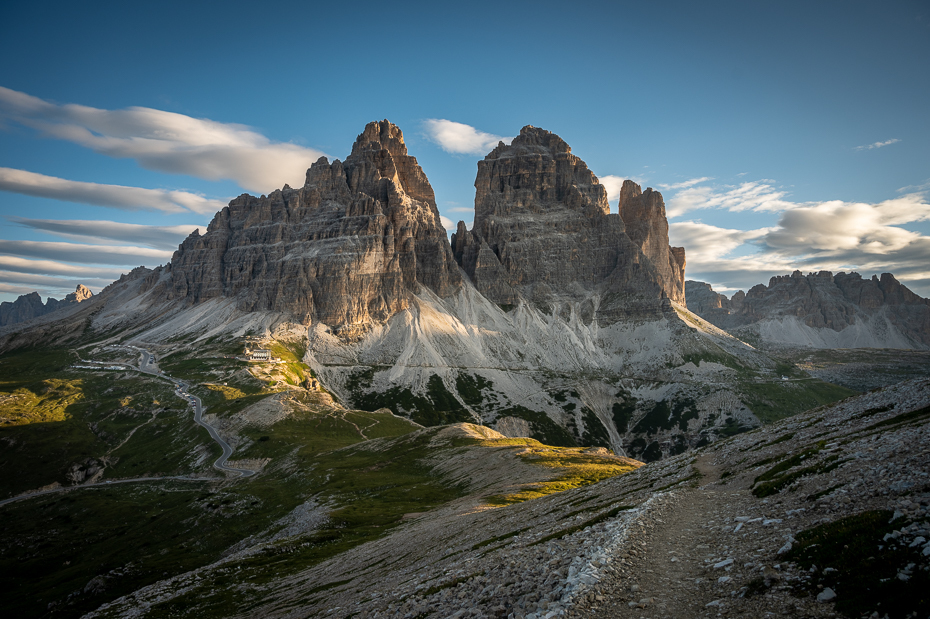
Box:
(0, 121, 855, 461)
(685, 271, 930, 349)
(0, 284, 92, 327)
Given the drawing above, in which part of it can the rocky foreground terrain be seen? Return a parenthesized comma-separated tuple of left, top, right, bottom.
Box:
(84, 377, 930, 619)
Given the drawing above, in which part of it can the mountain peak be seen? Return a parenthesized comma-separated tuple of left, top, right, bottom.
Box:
(349, 119, 409, 159)
(68, 284, 93, 303)
(454, 126, 684, 314)
(164, 120, 459, 335)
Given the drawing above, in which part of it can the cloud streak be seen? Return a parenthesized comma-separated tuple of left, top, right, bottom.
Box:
(423, 119, 511, 156)
(855, 138, 900, 151)
(0, 255, 128, 278)
(0, 167, 226, 214)
(0, 269, 115, 291)
(0, 86, 327, 193)
(0, 258, 131, 301)
(11, 218, 204, 250)
(0, 239, 172, 266)
(657, 177, 713, 191)
(667, 180, 792, 217)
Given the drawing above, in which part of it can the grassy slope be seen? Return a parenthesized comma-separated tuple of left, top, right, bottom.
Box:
(0, 331, 861, 618)
(0, 348, 204, 497)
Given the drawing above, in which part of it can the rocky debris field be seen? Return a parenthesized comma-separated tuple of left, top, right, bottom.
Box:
(83, 379, 929, 619)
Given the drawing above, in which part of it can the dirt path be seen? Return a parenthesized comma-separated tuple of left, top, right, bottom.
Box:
(577, 452, 842, 619)
(582, 454, 738, 619)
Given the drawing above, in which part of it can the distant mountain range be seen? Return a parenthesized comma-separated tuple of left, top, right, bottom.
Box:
(0, 284, 92, 327)
(686, 271, 930, 349)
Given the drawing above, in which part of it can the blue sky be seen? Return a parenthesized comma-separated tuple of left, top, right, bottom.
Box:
(1, 0, 928, 303)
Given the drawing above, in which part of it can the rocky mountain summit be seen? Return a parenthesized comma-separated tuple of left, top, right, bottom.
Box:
(0, 284, 92, 327)
(687, 271, 930, 349)
(452, 126, 684, 319)
(685, 280, 740, 324)
(0, 122, 853, 462)
(155, 120, 460, 339)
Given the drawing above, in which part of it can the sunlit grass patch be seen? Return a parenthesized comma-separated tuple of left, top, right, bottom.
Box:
(477, 439, 642, 506)
(0, 378, 84, 426)
(208, 383, 249, 398)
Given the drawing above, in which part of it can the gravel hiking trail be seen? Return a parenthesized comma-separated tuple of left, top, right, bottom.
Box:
(578, 453, 841, 619)
(581, 454, 732, 619)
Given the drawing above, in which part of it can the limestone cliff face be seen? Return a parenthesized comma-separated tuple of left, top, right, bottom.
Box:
(685, 280, 733, 323)
(165, 120, 460, 337)
(0, 284, 93, 327)
(688, 272, 930, 348)
(451, 126, 684, 319)
(619, 181, 686, 304)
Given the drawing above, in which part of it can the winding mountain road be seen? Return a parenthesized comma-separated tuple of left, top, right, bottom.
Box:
(0, 346, 256, 509)
(0, 476, 210, 508)
(137, 349, 255, 478)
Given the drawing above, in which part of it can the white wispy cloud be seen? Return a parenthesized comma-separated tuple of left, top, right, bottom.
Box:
(447, 206, 475, 214)
(598, 175, 626, 202)
(669, 222, 773, 263)
(671, 192, 930, 297)
(897, 179, 930, 193)
(0, 167, 226, 214)
(657, 177, 713, 191)
(0, 86, 327, 193)
(596, 175, 651, 202)
(0, 255, 127, 278)
(11, 218, 205, 250)
(439, 215, 457, 232)
(855, 138, 900, 151)
(667, 180, 792, 217)
(0, 239, 172, 265)
(422, 119, 512, 156)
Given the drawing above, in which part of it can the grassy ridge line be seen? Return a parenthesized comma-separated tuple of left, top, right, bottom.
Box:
(451, 436, 641, 507)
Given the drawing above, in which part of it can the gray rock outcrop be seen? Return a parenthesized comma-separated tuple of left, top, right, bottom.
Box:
(451, 126, 685, 320)
(619, 180, 686, 304)
(163, 120, 461, 339)
(685, 280, 734, 324)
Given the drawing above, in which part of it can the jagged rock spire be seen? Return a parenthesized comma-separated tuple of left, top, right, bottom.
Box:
(165, 120, 460, 338)
(452, 125, 685, 318)
(618, 180, 686, 304)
